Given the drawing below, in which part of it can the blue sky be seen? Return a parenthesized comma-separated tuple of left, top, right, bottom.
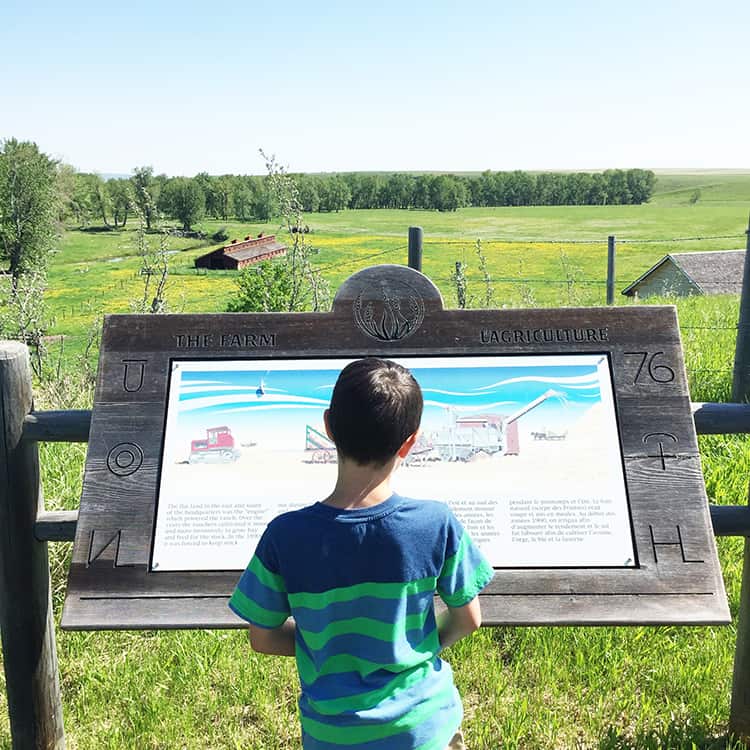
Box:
(2, 0, 748, 174)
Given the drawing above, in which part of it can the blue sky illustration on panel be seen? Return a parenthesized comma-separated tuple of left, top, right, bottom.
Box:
(170, 359, 604, 454)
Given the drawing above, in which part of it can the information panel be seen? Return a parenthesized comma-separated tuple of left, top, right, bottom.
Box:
(152, 354, 634, 572)
(62, 263, 730, 629)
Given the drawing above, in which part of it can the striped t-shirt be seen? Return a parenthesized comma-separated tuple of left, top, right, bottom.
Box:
(229, 493, 493, 750)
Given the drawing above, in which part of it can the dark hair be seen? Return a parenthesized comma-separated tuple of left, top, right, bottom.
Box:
(328, 358, 423, 465)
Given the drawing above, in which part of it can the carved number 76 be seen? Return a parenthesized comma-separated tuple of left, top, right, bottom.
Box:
(624, 351, 675, 384)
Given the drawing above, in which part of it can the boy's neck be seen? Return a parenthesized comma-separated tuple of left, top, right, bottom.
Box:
(322, 455, 399, 510)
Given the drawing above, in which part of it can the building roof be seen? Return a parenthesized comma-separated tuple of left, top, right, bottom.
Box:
(223, 235, 286, 262)
(195, 235, 287, 267)
(622, 249, 746, 296)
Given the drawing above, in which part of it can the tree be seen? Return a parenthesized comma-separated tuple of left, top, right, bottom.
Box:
(251, 177, 276, 221)
(318, 175, 351, 212)
(161, 177, 205, 230)
(131, 166, 158, 229)
(86, 173, 112, 226)
(232, 181, 254, 221)
(0, 139, 59, 295)
(226, 260, 292, 312)
(107, 178, 131, 228)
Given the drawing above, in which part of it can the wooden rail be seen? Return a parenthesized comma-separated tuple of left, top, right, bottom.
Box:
(27, 403, 750, 544)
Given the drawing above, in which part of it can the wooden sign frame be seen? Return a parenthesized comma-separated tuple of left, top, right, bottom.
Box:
(62, 265, 730, 629)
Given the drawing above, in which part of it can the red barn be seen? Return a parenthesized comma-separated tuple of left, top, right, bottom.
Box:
(194, 234, 287, 270)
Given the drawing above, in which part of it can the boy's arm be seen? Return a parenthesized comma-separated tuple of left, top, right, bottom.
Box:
(437, 596, 482, 650)
(248, 617, 296, 656)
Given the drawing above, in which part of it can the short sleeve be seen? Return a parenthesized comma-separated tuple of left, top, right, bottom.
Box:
(437, 513, 494, 608)
(229, 527, 290, 629)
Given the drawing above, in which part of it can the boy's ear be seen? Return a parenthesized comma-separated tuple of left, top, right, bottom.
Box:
(397, 430, 420, 459)
(323, 409, 333, 440)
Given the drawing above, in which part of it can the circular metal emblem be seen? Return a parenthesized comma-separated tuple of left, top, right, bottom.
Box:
(353, 280, 425, 342)
(107, 442, 144, 477)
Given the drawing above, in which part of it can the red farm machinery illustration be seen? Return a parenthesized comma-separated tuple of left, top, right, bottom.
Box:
(188, 426, 241, 464)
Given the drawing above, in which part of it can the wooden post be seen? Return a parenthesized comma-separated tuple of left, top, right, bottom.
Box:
(606, 235, 616, 305)
(0, 342, 65, 749)
(408, 227, 423, 271)
(732, 215, 750, 402)
(730, 492, 750, 742)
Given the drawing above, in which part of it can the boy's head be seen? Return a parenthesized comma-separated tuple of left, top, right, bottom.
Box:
(326, 358, 423, 466)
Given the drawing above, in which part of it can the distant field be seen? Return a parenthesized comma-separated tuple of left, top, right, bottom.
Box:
(652, 172, 750, 205)
(43, 179, 749, 360)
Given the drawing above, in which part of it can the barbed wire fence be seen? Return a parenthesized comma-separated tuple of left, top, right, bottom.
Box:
(409, 230, 747, 399)
(37, 229, 748, 399)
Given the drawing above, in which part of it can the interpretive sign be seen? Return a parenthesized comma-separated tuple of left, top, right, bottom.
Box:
(62, 264, 730, 629)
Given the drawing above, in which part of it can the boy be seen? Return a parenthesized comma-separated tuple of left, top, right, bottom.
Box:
(229, 358, 493, 749)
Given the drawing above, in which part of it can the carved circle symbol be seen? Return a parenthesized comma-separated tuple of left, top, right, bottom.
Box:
(107, 442, 144, 476)
(353, 280, 425, 342)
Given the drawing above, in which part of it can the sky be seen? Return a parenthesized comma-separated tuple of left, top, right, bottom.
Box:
(2, 0, 749, 175)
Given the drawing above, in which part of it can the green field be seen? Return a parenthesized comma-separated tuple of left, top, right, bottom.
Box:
(43, 170, 750, 360)
(1, 172, 750, 748)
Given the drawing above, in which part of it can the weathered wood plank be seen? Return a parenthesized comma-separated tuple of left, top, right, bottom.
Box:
(34, 511, 78, 542)
(0, 342, 65, 748)
(22, 410, 91, 443)
(692, 402, 750, 435)
(62, 591, 730, 630)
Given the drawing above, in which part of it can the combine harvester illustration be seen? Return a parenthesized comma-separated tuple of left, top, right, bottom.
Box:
(188, 426, 241, 464)
(306, 425, 337, 464)
(434, 389, 561, 461)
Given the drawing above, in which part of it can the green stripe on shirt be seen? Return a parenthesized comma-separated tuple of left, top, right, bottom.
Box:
(301, 679, 458, 744)
(296, 629, 441, 684)
(305, 660, 435, 715)
(298, 609, 431, 651)
(246, 554, 287, 592)
(229, 587, 288, 627)
(440, 559, 494, 607)
(289, 576, 437, 610)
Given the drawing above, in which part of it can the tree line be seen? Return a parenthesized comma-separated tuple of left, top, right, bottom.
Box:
(63, 168, 657, 231)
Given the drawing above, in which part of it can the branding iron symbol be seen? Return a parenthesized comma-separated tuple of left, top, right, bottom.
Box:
(642, 432, 678, 471)
(353, 281, 425, 342)
(107, 442, 144, 477)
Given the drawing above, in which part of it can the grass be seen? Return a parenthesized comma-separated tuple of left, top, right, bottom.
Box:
(2, 174, 750, 748)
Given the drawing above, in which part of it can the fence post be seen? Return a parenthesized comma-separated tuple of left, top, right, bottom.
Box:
(732, 215, 750, 403)
(0, 341, 65, 749)
(408, 227, 423, 272)
(606, 235, 616, 305)
(730, 504, 750, 742)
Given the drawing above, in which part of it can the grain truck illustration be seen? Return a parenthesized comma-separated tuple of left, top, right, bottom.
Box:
(188, 426, 241, 463)
(434, 389, 561, 460)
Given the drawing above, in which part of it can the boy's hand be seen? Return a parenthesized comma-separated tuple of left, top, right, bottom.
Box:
(248, 617, 296, 656)
(437, 597, 482, 650)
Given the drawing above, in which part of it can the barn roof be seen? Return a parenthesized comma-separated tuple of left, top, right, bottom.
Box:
(622, 249, 745, 296)
(224, 236, 286, 262)
(195, 235, 286, 266)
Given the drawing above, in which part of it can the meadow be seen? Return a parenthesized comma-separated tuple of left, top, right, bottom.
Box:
(1, 172, 750, 748)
